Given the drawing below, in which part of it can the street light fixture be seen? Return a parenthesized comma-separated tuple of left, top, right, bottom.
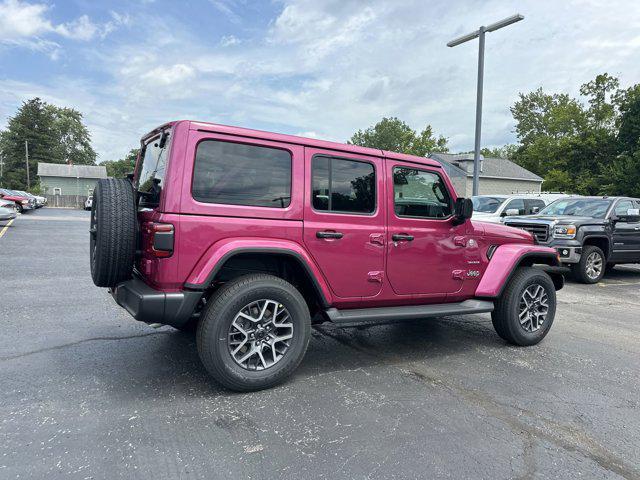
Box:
(447, 14, 524, 196)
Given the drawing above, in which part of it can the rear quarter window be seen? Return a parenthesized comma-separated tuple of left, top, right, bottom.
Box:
(192, 140, 292, 208)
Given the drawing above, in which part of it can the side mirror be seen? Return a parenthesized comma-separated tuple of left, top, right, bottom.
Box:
(531, 207, 540, 214)
(453, 198, 473, 225)
(613, 208, 640, 223)
(505, 208, 520, 216)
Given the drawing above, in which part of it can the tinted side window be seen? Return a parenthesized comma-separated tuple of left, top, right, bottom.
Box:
(312, 156, 375, 214)
(192, 140, 292, 208)
(393, 167, 452, 218)
(614, 200, 633, 216)
(526, 199, 546, 214)
(505, 198, 526, 215)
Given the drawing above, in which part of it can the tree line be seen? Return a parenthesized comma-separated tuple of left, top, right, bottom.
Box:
(0, 98, 97, 191)
(3, 73, 639, 197)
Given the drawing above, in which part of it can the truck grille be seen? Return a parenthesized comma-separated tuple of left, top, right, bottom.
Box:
(510, 223, 549, 243)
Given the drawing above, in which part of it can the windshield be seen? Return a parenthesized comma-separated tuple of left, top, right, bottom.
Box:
(136, 128, 172, 207)
(539, 198, 612, 218)
(472, 196, 505, 214)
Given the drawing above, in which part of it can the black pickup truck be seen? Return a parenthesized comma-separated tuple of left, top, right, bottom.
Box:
(505, 196, 640, 283)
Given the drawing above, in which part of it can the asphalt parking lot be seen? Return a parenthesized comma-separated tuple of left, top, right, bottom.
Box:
(1, 208, 639, 479)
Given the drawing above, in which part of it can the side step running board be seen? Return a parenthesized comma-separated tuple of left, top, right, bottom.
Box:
(325, 299, 494, 327)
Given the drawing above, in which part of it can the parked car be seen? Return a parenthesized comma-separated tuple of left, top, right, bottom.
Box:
(0, 198, 17, 222)
(472, 193, 569, 223)
(505, 196, 640, 283)
(89, 120, 564, 391)
(21, 191, 46, 208)
(84, 196, 93, 211)
(0, 188, 35, 213)
(14, 190, 45, 208)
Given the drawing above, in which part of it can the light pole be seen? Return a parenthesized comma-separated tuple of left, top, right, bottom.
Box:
(447, 14, 524, 196)
(25, 140, 30, 189)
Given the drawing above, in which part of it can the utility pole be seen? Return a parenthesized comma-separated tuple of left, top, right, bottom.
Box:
(25, 140, 31, 189)
(447, 14, 524, 196)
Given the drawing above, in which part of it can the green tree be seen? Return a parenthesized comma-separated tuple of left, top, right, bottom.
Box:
(0, 98, 96, 190)
(579, 73, 619, 130)
(508, 74, 627, 194)
(102, 148, 139, 178)
(0, 98, 56, 189)
(49, 106, 97, 165)
(614, 85, 640, 154)
(601, 93, 640, 196)
(349, 117, 448, 156)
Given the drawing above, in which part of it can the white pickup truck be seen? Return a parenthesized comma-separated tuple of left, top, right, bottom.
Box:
(472, 194, 569, 223)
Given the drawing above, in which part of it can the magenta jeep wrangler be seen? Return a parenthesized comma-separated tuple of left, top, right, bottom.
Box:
(90, 120, 563, 391)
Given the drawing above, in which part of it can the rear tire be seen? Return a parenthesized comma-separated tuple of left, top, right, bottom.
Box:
(16, 203, 23, 214)
(572, 245, 605, 284)
(90, 178, 137, 287)
(492, 267, 556, 346)
(196, 274, 311, 391)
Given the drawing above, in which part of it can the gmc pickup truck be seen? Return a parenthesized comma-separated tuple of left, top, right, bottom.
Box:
(505, 196, 640, 283)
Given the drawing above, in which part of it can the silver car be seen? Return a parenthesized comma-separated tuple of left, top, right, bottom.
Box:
(0, 198, 17, 222)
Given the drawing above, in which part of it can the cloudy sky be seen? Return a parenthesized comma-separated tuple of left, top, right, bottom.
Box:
(1, 0, 639, 162)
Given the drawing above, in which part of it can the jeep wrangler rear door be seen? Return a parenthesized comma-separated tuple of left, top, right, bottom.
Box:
(303, 149, 385, 298)
(385, 160, 466, 297)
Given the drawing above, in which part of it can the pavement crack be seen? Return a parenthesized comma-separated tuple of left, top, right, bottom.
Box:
(403, 363, 640, 480)
(0, 330, 174, 361)
(313, 324, 640, 480)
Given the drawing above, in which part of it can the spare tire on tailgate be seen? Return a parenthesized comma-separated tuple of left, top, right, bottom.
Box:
(90, 178, 137, 287)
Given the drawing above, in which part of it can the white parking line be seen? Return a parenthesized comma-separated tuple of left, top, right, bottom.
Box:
(18, 215, 88, 222)
(598, 281, 640, 287)
(0, 218, 14, 238)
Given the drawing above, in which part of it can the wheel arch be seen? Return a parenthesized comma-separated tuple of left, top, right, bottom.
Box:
(582, 235, 610, 259)
(184, 242, 332, 310)
(476, 244, 562, 298)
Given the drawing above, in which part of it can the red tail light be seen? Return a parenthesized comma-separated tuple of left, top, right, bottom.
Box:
(143, 222, 174, 258)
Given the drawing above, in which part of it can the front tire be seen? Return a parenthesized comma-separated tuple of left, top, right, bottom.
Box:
(492, 267, 556, 346)
(572, 245, 605, 284)
(196, 274, 311, 391)
(16, 203, 23, 214)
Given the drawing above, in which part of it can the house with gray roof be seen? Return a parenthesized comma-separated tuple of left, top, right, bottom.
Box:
(429, 153, 543, 197)
(37, 162, 107, 203)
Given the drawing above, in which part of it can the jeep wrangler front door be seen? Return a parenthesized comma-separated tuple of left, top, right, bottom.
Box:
(385, 160, 466, 297)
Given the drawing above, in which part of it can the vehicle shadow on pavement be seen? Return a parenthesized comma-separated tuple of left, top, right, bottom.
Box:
(48, 315, 501, 397)
(38, 313, 502, 399)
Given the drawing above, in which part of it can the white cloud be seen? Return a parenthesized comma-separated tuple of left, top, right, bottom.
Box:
(142, 64, 196, 85)
(209, 0, 242, 24)
(220, 34, 240, 47)
(0, 0, 125, 46)
(0, 0, 53, 39)
(54, 15, 98, 41)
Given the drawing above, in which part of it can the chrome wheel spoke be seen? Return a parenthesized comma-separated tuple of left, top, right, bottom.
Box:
(227, 299, 294, 371)
(518, 284, 549, 333)
(586, 252, 603, 279)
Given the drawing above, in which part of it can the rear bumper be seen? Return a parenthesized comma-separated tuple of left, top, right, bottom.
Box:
(110, 276, 202, 328)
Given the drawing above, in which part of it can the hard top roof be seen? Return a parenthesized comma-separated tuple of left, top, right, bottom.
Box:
(145, 120, 441, 168)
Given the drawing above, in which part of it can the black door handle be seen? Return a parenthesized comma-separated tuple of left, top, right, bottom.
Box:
(392, 234, 414, 241)
(316, 231, 344, 239)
